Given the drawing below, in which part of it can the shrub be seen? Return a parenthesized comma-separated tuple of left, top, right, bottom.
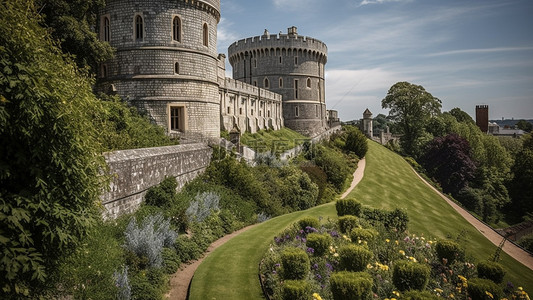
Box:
(114, 266, 131, 300)
(124, 214, 178, 268)
(344, 126, 368, 158)
(298, 217, 320, 231)
(338, 215, 359, 234)
(310, 145, 352, 192)
(349, 228, 378, 243)
(144, 177, 177, 208)
(392, 260, 430, 291)
(185, 191, 221, 223)
(129, 268, 166, 300)
(338, 244, 373, 272)
(330, 271, 373, 300)
(518, 233, 533, 253)
(174, 235, 203, 263)
(467, 277, 503, 300)
(336, 198, 362, 217)
(281, 247, 310, 280)
(306, 233, 332, 256)
(281, 280, 311, 300)
(435, 239, 462, 265)
(402, 290, 440, 300)
(477, 260, 505, 284)
(162, 248, 181, 275)
(385, 208, 409, 232)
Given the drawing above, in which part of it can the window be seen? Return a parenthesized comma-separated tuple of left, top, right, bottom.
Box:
(135, 15, 143, 40)
(170, 106, 185, 131)
(227, 107, 230, 114)
(315, 105, 318, 117)
(101, 64, 108, 78)
(279, 78, 283, 88)
(295, 106, 299, 117)
(251, 109, 254, 116)
(253, 81, 257, 87)
(268, 110, 271, 118)
(254, 59, 257, 68)
(203, 23, 209, 46)
(294, 56, 298, 65)
(264, 78, 269, 88)
(307, 78, 311, 88)
(294, 79, 299, 99)
(239, 107, 243, 115)
(173, 17, 181, 42)
(103, 16, 110, 42)
(279, 56, 282, 64)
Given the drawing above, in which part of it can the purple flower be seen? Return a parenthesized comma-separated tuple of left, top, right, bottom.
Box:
(302, 238, 306, 243)
(306, 247, 315, 254)
(330, 230, 339, 238)
(274, 263, 280, 268)
(312, 263, 319, 270)
(326, 263, 333, 271)
(272, 270, 277, 274)
(315, 273, 322, 280)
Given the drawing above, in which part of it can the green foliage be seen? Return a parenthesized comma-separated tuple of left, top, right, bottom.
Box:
(306, 233, 332, 256)
(449, 107, 474, 124)
(240, 127, 309, 154)
(338, 215, 359, 234)
(382, 81, 442, 157)
(435, 239, 463, 265)
(392, 260, 430, 291)
(0, 1, 105, 296)
(467, 277, 503, 300)
(516, 120, 533, 132)
(330, 271, 373, 300)
(508, 143, 533, 217)
(145, 177, 178, 208)
(401, 290, 440, 300)
(477, 260, 505, 284)
(308, 145, 352, 192)
(281, 280, 311, 300)
(300, 164, 336, 205)
(298, 217, 321, 231)
(162, 248, 181, 275)
(349, 228, 378, 243)
(35, 0, 114, 72)
(361, 207, 409, 233)
(336, 198, 362, 217)
(344, 126, 368, 158)
(130, 268, 166, 300)
(518, 233, 533, 253)
(338, 244, 373, 272)
(281, 247, 310, 280)
(174, 235, 203, 263)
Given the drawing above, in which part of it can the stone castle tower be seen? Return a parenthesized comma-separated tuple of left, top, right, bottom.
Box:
(97, 0, 221, 139)
(476, 105, 489, 133)
(362, 108, 373, 138)
(227, 27, 328, 136)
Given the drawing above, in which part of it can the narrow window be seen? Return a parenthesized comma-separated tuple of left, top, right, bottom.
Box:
(227, 107, 230, 114)
(315, 105, 318, 117)
(264, 78, 269, 88)
(294, 56, 298, 65)
(279, 56, 282, 64)
(203, 23, 209, 46)
(279, 78, 283, 88)
(173, 17, 181, 42)
(307, 78, 311, 88)
(103, 16, 110, 42)
(170, 106, 184, 131)
(295, 106, 299, 117)
(254, 59, 257, 68)
(251, 109, 254, 116)
(294, 79, 299, 99)
(174, 62, 179, 74)
(253, 81, 257, 87)
(102, 64, 107, 78)
(268, 110, 271, 118)
(239, 107, 243, 115)
(135, 15, 143, 40)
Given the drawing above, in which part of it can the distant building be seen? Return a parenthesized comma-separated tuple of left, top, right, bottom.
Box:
(488, 122, 525, 137)
(327, 110, 340, 127)
(476, 105, 489, 133)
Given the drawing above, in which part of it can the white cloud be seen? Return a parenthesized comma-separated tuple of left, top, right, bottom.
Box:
(427, 46, 533, 57)
(359, 0, 413, 6)
(272, 0, 324, 11)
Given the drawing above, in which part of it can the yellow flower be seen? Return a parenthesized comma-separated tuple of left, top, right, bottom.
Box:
(434, 288, 443, 294)
(386, 239, 390, 243)
(395, 240, 399, 245)
(408, 256, 417, 262)
(399, 250, 405, 256)
(367, 263, 373, 269)
(313, 293, 323, 300)
(486, 291, 494, 299)
(450, 293, 455, 299)
(393, 291, 400, 297)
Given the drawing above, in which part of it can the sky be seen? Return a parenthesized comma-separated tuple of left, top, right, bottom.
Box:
(216, 0, 533, 121)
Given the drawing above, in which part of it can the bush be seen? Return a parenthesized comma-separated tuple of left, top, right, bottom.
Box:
(435, 239, 462, 265)
(467, 277, 503, 300)
(338, 244, 373, 272)
(385, 208, 409, 232)
(130, 268, 166, 300)
(281, 247, 310, 280)
(477, 260, 505, 284)
(185, 191, 221, 223)
(162, 248, 181, 275)
(174, 235, 202, 263)
(392, 260, 430, 291)
(336, 198, 362, 217)
(281, 280, 311, 300)
(344, 126, 368, 158)
(144, 177, 177, 208)
(402, 290, 440, 300)
(330, 271, 373, 300)
(310, 145, 352, 192)
(518, 233, 533, 253)
(298, 217, 320, 231)
(124, 214, 178, 268)
(338, 215, 359, 233)
(349, 228, 378, 243)
(306, 233, 332, 256)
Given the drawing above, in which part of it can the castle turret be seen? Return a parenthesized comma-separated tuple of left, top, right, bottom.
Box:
(227, 27, 328, 136)
(97, 0, 221, 139)
(362, 108, 373, 138)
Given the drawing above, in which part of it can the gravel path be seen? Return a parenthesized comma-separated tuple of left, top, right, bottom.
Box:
(166, 158, 367, 299)
(411, 167, 533, 270)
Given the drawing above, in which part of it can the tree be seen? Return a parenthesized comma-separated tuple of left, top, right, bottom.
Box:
(420, 134, 476, 195)
(508, 134, 533, 216)
(515, 119, 533, 133)
(0, 1, 105, 296)
(35, 0, 114, 72)
(449, 107, 474, 124)
(382, 82, 442, 157)
(344, 126, 368, 158)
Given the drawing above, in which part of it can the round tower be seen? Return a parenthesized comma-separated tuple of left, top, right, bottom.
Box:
(97, 0, 221, 139)
(362, 108, 373, 138)
(227, 27, 328, 136)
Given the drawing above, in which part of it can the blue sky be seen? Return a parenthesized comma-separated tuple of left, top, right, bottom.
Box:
(216, 0, 533, 121)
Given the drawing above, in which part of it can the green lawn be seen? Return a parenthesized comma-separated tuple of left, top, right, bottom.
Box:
(189, 141, 533, 299)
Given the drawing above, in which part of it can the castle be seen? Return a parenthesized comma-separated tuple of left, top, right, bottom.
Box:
(96, 0, 334, 139)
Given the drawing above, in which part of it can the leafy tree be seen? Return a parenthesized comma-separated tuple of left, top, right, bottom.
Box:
(0, 1, 105, 296)
(382, 82, 442, 157)
(449, 107, 474, 124)
(344, 126, 368, 158)
(373, 113, 391, 133)
(508, 134, 533, 216)
(35, 0, 114, 72)
(420, 134, 476, 195)
(516, 119, 533, 132)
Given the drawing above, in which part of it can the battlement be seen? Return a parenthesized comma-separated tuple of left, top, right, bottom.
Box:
(228, 27, 327, 55)
(220, 77, 283, 102)
(476, 105, 489, 109)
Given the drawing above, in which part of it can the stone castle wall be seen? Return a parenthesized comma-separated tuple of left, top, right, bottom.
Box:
(102, 143, 212, 219)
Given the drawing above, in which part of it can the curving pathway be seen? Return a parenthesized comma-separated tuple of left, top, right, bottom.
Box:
(166, 158, 366, 299)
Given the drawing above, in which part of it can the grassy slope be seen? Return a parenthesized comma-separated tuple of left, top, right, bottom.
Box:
(350, 142, 533, 290)
(190, 141, 533, 299)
